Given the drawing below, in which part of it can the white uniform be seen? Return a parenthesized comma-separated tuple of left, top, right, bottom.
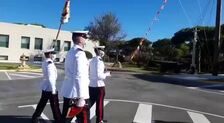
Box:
(89, 56, 108, 87)
(61, 45, 90, 99)
(41, 58, 57, 94)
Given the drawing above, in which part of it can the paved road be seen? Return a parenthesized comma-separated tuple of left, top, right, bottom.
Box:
(0, 70, 224, 123)
(0, 71, 42, 80)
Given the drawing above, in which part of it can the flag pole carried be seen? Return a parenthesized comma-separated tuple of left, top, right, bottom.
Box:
(51, 0, 70, 49)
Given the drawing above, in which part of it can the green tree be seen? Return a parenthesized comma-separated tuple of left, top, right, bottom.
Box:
(85, 12, 126, 46)
(153, 38, 176, 60)
(176, 43, 190, 58)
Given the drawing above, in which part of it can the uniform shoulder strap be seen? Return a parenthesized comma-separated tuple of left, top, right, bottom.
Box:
(77, 48, 83, 51)
(47, 61, 52, 64)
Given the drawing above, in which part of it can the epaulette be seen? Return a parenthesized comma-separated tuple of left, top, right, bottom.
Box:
(99, 58, 102, 61)
(48, 61, 52, 64)
(77, 48, 83, 51)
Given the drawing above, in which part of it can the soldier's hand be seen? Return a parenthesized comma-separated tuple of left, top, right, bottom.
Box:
(76, 98, 85, 107)
(105, 71, 111, 77)
(52, 91, 56, 95)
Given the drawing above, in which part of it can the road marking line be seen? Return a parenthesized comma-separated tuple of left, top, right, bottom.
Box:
(89, 103, 97, 120)
(133, 104, 152, 123)
(106, 99, 224, 119)
(188, 111, 211, 123)
(4, 71, 12, 80)
(17, 72, 42, 75)
(18, 99, 224, 119)
(71, 117, 77, 123)
(187, 87, 198, 90)
(9, 73, 38, 78)
(187, 87, 224, 96)
(90, 101, 109, 119)
(31, 105, 50, 123)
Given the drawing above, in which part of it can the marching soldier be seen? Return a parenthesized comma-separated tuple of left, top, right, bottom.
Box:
(31, 48, 62, 123)
(89, 46, 111, 123)
(61, 31, 90, 123)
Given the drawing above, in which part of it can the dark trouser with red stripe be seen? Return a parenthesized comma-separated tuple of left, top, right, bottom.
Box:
(32, 90, 62, 123)
(62, 97, 90, 123)
(89, 87, 105, 123)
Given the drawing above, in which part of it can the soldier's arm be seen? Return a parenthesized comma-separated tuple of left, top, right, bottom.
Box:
(75, 51, 87, 98)
(47, 61, 57, 94)
(97, 60, 108, 80)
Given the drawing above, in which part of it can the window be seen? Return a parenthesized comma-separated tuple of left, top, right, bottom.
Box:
(34, 56, 42, 61)
(64, 41, 71, 51)
(55, 58, 60, 62)
(0, 34, 9, 48)
(34, 38, 43, 50)
(21, 36, 30, 49)
(53, 40, 60, 51)
(0, 55, 8, 60)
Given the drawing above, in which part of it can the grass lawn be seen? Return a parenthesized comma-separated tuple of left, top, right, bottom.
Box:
(0, 63, 41, 70)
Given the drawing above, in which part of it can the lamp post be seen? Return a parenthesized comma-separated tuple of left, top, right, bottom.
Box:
(185, 28, 198, 74)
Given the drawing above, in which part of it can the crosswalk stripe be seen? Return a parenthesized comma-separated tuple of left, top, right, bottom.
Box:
(90, 101, 109, 119)
(17, 72, 42, 75)
(31, 105, 51, 123)
(71, 101, 110, 122)
(4, 71, 12, 80)
(9, 73, 38, 78)
(188, 111, 211, 123)
(71, 116, 77, 123)
(133, 104, 152, 123)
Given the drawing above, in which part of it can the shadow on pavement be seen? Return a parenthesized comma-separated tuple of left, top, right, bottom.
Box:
(0, 115, 52, 123)
(132, 74, 224, 91)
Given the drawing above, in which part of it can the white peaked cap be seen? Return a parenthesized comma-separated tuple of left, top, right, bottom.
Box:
(72, 31, 89, 34)
(94, 46, 105, 49)
(43, 48, 55, 53)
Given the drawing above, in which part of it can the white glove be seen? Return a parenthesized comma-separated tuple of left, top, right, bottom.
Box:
(76, 98, 85, 107)
(105, 71, 111, 77)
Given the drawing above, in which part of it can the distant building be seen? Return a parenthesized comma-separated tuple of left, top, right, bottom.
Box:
(0, 22, 97, 63)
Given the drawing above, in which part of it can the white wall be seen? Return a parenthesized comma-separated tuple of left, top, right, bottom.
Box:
(0, 22, 98, 63)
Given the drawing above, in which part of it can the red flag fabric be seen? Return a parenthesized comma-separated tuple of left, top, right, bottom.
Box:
(61, 0, 70, 24)
(67, 106, 83, 118)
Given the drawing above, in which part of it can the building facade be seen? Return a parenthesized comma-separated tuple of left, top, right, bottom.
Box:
(0, 22, 97, 63)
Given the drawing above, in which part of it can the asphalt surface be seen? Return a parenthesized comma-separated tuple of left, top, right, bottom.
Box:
(0, 69, 224, 123)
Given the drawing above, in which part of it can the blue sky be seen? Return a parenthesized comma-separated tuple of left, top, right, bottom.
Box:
(0, 0, 222, 42)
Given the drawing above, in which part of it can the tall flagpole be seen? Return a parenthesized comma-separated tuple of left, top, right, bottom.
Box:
(51, 22, 62, 49)
(51, 0, 70, 49)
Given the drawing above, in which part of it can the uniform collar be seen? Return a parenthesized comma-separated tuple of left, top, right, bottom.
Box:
(96, 56, 102, 60)
(74, 44, 84, 50)
(46, 58, 53, 62)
